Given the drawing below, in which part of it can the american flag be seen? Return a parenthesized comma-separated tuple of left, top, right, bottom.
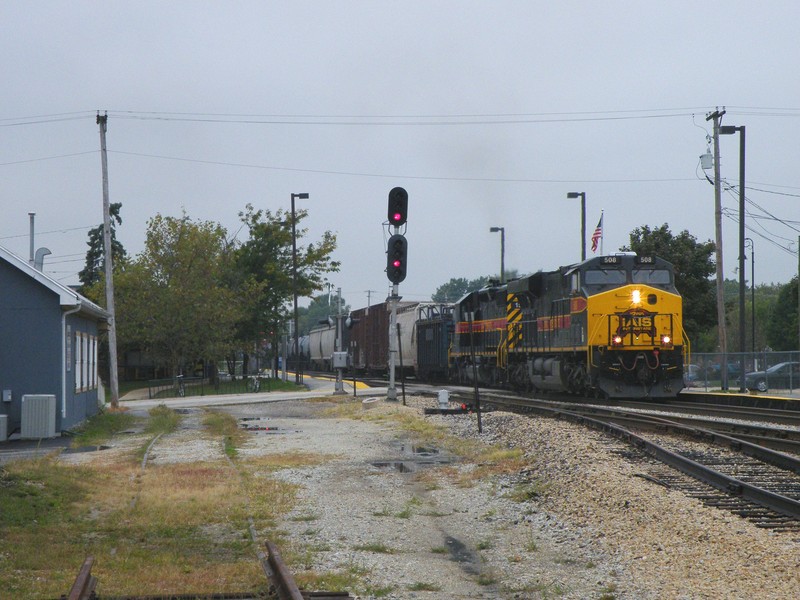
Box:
(590, 214, 603, 253)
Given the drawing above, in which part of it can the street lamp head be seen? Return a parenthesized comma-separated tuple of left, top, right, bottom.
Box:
(489, 226, 503, 233)
(719, 126, 740, 135)
(291, 192, 309, 200)
(566, 192, 583, 199)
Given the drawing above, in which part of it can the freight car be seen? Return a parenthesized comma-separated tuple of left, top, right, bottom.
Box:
(449, 254, 686, 399)
(309, 323, 350, 371)
(415, 303, 454, 381)
(348, 301, 451, 376)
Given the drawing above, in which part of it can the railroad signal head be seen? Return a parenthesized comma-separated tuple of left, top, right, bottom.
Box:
(386, 234, 408, 284)
(388, 187, 408, 227)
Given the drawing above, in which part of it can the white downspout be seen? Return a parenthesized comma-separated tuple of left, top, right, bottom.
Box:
(62, 304, 81, 419)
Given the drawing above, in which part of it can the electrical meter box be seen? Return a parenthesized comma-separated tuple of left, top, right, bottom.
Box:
(332, 352, 349, 369)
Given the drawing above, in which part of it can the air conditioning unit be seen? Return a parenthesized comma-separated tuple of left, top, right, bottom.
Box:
(21, 395, 57, 439)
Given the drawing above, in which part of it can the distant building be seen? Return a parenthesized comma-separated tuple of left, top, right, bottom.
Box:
(0, 246, 110, 438)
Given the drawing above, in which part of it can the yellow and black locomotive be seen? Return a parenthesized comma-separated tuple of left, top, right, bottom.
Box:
(450, 254, 686, 399)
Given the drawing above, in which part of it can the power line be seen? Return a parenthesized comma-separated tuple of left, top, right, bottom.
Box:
(0, 224, 97, 241)
(109, 149, 697, 184)
(0, 111, 93, 122)
(108, 111, 696, 126)
(0, 150, 96, 166)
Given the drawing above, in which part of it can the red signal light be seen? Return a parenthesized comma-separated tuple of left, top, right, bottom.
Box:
(387, 187, 408, 227)
(386, 234, 407, 284)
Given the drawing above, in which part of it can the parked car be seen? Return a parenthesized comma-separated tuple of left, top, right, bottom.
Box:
(743, 361, 800, 392)
(707, 361, 742, 380)
(683, 364, 705, 387)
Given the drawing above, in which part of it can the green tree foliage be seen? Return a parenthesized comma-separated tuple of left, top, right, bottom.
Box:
(300, 293, 350, 335)
(78, 202, 127, 293)
(432, 276, 491, 302)
(622, 224, 716, 345)
(233, 203, 340, 351)
(765, 277, 798, 351)
(114, 213, 243, 373)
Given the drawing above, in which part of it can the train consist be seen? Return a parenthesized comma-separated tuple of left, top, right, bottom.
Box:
(303, 253, 687, 399)
(306, 301, 453, 379)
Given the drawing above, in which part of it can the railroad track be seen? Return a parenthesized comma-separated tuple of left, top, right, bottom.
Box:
(454, 391, 800, 533)
(62, 541, 353, 599)
(60, 419, 354, 600)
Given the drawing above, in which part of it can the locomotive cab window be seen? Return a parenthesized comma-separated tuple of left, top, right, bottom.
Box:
(584, 268, 627, 286)
(632, 268, 671, 286)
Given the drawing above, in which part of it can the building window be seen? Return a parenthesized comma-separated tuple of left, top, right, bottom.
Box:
(74, 331, 99, 392)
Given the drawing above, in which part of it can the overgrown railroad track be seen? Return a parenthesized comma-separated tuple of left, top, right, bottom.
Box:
(448, 390, 800, 533)
(59, 422, 354, 600)
(62, 542, 352, 600)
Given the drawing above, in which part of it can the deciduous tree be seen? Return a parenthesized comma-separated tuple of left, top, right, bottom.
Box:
(115, 212, 242, 374)
(622, 224, 716, 345)
(231, 204, 340, 369)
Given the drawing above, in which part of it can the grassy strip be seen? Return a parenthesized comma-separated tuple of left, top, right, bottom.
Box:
(145, 404, 181, 435)
(0, 407, 330, 597)
(203, 411, 246, 459)
(69, 409, 138, 447)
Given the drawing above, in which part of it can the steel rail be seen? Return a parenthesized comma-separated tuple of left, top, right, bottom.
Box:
(65, 556, 97, 600)
(264, 540, 305, 600)
(476, 395, 800, 520)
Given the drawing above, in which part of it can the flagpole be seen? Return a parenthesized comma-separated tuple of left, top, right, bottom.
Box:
(600, 210, 604, 255)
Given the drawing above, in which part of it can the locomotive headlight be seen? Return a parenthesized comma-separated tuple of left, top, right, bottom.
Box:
(661, 334, 673, 347)
(631, 289, 641, 305)
(612, 334, 623, 346)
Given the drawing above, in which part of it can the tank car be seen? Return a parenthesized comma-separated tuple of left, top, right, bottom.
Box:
(450, 254, 686, 399)
(309, 323, 348, 371)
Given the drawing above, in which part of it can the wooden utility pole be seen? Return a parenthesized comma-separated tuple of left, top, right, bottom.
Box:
(706, 108, 728, 389)
(97, 113, 120, 408)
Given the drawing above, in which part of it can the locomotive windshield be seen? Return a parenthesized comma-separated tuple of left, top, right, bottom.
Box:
(584, 269, 626, 286)
(632, 268, 671, 285)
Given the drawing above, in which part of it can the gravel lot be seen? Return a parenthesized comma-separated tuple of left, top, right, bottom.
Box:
(60, 394, 800, 599)
(217, 396, 800, 599)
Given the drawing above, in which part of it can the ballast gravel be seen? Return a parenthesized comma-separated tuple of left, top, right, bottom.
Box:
(223, 396, 800, 599)
(61, 395, 800, 599)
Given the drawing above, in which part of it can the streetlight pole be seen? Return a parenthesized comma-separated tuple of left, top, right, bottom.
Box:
(489, 227, 505, 283)
(290, 192, 309, 384)
(567, 192, 586, 261)
(745, 238, 755, 355)
(720, 124, 745, 392)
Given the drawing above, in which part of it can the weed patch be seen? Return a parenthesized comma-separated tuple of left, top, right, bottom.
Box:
(70, 410, 138, 447)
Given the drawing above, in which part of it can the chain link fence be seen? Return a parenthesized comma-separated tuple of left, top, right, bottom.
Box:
(686, 350, 800, 394)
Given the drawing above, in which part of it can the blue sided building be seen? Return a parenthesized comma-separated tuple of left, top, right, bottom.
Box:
(0, 246, 110, 439)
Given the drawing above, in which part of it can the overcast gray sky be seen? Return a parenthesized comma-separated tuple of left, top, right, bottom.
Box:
(3, 1, 799, 308)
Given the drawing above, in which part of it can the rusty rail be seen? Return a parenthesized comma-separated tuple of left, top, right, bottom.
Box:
(62, 545, 352, 599)
(63, 556, 97, 600)
(263, 540, 304, 600)
(262, 541, 352, 600)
